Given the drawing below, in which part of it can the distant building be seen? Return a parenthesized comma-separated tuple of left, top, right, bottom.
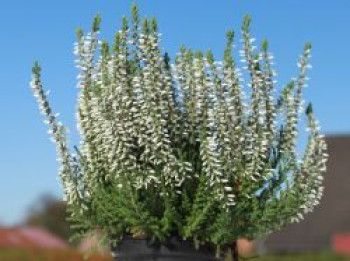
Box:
(332, 233, 350, 255)
(264, 135, 350, 253)
(0, 227, 68, 249)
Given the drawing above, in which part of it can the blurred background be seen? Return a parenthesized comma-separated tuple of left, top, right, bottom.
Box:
(0, 0, 349, 260)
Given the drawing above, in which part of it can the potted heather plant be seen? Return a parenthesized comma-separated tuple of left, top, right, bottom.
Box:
(31, 5, 328, 261)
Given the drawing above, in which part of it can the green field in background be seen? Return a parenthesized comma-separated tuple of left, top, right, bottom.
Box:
(231, 253, 350, 261)
(0, 249, 111, 261)
(1, 249, 350, 261)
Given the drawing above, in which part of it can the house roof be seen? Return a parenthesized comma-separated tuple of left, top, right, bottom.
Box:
(265, 135, 350, 252)
(0, 227, 68, 249)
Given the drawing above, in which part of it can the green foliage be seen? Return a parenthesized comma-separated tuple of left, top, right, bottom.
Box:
(92, 14, 102, 32)
(24, 194, 74, 244)
(30, 5, 328, 257)
(251, 253, 350, 261)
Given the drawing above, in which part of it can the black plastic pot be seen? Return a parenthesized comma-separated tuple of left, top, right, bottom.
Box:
(111, 238, 224, 261)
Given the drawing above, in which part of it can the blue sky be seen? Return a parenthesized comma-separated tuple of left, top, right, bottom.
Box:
(0, 0, 349, 225)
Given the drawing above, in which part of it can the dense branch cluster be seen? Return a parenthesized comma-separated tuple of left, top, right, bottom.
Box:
(31, 5, 328, 255)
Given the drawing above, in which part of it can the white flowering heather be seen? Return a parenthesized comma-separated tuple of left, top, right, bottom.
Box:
(30, 5, 327, 257)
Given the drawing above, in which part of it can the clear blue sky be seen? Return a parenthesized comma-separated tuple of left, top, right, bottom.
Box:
(0, 0, 349, 225)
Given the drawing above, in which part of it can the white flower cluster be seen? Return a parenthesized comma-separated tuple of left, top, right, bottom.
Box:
(30, 64, 83, 208)
(30, 10, 327, 231)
